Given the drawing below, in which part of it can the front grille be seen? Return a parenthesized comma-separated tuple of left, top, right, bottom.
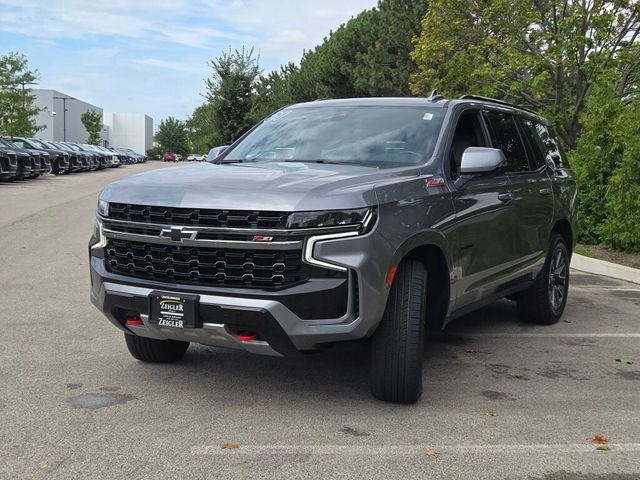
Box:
(109, 203, 290, 229)
(104, 239, 310, 289)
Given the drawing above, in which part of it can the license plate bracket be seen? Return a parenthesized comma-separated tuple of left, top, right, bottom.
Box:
(148, 291, 201, 329)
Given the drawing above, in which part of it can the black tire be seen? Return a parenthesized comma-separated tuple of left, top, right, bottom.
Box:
(517, 233, 570, 325)
(370, 259, 427, 404)
(124, 333, 189, 363)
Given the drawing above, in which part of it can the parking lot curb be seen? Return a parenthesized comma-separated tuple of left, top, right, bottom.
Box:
(571, 253, 640, 285)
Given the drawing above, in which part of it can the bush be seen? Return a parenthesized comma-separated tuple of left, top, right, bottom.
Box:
(571, 88, 640, 253)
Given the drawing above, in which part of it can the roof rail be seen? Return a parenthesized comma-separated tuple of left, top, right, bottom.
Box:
(459, 95, 538, 115)
(427, 90, 445, 102)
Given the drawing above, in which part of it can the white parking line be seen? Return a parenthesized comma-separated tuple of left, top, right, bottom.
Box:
(191, 443, 640, 456)
(466, 333, 640, 338)
(573, 286, 640, 292)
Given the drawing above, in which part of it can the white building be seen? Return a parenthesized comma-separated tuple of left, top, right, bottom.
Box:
(32, 89, 102, 143)
(31, 89, 153, 154)
(102, 112, 153, 154)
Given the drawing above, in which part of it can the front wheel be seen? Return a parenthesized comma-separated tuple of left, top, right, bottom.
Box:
(124, 334, 189, 362)
(370, 259, 426, 404)
(517, 233, 570, 325)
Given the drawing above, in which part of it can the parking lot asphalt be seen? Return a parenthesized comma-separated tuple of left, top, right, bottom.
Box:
(1, 162, 639, 480)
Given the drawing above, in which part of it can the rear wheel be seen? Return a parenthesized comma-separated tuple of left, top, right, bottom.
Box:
(124, 334, 189, 363)
(370, 259, 426, 404)
(517, 233, 570, 325)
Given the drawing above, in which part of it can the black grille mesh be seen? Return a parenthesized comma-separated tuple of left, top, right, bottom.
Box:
(104, 239, 310, 289)
(109, 203, 290, 229)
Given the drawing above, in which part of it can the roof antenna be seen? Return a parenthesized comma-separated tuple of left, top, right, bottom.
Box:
(427, 90, 444, 102)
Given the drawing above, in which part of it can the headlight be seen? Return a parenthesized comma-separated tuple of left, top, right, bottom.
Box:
(299, 208, 377, 272)
(90, 220, 107, 250)
(97, 199, 109, 217)
(287, 208, 376, 231)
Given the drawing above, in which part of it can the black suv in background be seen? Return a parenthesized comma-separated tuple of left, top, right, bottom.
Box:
(2, 137, 52, 176)
(0, 137, 38, 179)
(8, 137, 70, 175)
(90, 96, 577, 404)
(0, 144, 18, 181)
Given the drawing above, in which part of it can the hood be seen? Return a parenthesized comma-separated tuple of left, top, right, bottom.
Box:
(100, 162, 412, 211)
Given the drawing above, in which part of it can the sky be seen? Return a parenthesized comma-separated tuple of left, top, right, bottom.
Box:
(0, 0, 377, 125)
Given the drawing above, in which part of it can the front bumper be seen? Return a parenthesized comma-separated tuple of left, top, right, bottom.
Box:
(89, 223, 390, 356)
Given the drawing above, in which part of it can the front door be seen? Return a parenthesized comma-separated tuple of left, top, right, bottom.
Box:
(446, 108, 518, 310)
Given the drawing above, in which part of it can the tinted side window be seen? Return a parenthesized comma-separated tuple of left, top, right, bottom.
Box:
(533, 123, 565, 169)
(448, 110, 488, 179)
(519, 119, 547, 169)
(484, 111, 530, 172)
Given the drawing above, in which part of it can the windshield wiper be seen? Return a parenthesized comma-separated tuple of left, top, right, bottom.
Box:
(281, 159, 371, 166)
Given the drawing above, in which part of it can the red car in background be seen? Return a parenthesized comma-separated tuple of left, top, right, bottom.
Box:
(163, 152, 177, 162)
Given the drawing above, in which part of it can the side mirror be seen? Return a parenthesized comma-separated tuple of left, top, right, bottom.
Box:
(460, 147, 506, 175)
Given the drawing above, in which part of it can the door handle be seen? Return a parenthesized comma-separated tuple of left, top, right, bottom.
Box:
(539, 188, 552, 196)
(497, 192, 513, 202)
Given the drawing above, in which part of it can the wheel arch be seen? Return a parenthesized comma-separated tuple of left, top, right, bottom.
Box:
(394, 237, 451, 333)
(552, 219, 574, 255)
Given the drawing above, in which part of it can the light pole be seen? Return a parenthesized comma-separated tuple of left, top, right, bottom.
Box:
(53, 95, 75, 141)
(20, 81, 39, 111)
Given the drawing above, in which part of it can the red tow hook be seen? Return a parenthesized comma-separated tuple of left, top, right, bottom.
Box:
(126, 316, 144, 326)
(237, 331, 258, 342)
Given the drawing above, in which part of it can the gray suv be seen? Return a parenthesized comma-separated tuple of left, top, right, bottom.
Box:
(89, 96, 577, 403)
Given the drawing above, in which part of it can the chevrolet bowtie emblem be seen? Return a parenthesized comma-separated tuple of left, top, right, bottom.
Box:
(160, 227, 198, 242)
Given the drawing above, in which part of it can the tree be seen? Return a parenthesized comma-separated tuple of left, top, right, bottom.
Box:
(205, 47, 261, 145)
(185, 102, 216, 153)
(410, 0, 640, 148)
(0, 52, 41, 137)
(155, 117, 188, 155)
(250, 62, 299, 121)
(286, 0, 428, 101)
(570, 78, 640, 252)
(80, 110, 102, 145)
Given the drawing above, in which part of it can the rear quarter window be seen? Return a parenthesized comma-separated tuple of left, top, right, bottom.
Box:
(531, 122, 566, 169)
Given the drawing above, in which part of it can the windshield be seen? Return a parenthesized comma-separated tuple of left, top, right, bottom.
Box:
(30, 139, 49, 149)
(223, 105, 444, 168)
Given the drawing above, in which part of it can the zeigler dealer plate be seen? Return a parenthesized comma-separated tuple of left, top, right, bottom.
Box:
(149, 291, 201, 328)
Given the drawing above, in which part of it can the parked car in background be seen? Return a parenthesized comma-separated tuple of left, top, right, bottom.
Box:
(186, 154, 204, 161)
(115, 148, 146, 163)
(51, 142, 92, 171)
(0, 144, 18, 181)
(0, 137, 48, 177)
(0, 138, 34, 180)
(163, 152, 177, 162)
(8, 137, 71, 175)
(206, 145, 229, 162)
(96, 146, 120, 167)
(47, 142, 83, 173)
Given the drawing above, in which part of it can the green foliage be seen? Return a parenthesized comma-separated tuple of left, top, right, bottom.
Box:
(0, 52, 42, 137)
(155, 117, 188, 156)
(80, 109, 102, 145)
(570, 83, 640, 253)
(411, 0, 640, 148)
(146, 146, 162, 160)
(204, 47, 261, 145)
(286, 0, 428, 102)
(192, 0, 428, 140)
(186, 102, 217, 153)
